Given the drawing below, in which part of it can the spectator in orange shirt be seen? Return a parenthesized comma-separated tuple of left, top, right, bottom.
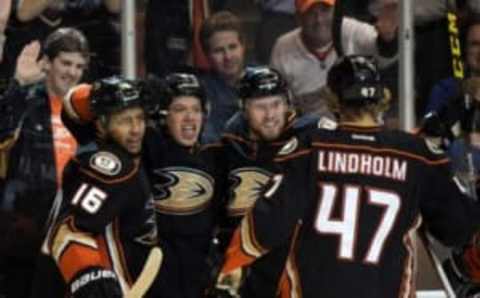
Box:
(0, 27, 89, 298)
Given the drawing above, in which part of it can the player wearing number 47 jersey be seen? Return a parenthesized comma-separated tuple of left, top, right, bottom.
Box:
(31, 77, 161, 298)
(215, 55, 480, 298)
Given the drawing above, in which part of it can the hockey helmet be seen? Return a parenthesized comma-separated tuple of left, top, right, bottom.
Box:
(236, 66, 291, 105)
(327, 55, 383, 104)
(90, 76, 144, 117)
(159, 72, 208, 114)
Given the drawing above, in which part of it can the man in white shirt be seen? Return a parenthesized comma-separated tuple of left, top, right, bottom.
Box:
(270, 0, 397, 116)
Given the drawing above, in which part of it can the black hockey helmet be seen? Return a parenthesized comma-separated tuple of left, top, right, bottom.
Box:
(236, 66, 291, 105)
(327, 55, 383, 104)
(90, 76, 144, 117)
(159, 72, 208, 114)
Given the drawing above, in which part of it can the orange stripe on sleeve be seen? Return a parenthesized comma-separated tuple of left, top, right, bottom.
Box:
(221, 230, 256, 274)
(58, 236, 111, 282)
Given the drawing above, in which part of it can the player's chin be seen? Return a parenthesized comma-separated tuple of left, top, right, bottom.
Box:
(259, 128, 282, 141)
(126, 143, 143, 155)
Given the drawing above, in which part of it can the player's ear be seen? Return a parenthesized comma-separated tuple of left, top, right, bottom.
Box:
(95, 119, 107, 139)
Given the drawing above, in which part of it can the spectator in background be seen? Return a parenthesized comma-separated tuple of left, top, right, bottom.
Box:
(447, 77, 480, 188)
(144, 0, 227, 77)
(0, 0, 119, 92)
(399, 0, 467, 118)
(145, 0, 209, 77)
(0, 27, 89, 298)
(199, 11, 248, 143)
(425, 17, 480, 196)
(0, 0, 11, 64)
(254, 0, 297, 64)
(0, 0, 12, 215)
(426, 16, 480, 115)
(270, 0, 397, 117)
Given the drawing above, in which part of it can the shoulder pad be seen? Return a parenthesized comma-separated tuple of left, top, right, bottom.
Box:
(278, 137, 299, 156)
(317, 117, 338, 130)
(89, 151, 123, 176)
(423, 137, 446, 155)
(76, 146, 136, 181)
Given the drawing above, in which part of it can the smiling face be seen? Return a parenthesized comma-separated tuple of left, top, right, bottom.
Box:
(45, 51, 87, 97)
(166, 95, 204, 147)
(244, 95, 289, 141)
(100, 106, 146, 155)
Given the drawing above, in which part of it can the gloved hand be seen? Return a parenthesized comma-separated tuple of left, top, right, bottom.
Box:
(69, 267, 122, 298)
(421, 94, 478, 149)
(443, 247, 480, 297)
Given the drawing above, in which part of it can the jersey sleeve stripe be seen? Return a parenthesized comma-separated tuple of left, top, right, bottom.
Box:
(105, 220, 132, 293)
(221, 229, 257, 274)
(274, 149, 312, 162)
(54, 218, 112, 282)
(239, 213, 268, 258)
(278, 223, 303, 298)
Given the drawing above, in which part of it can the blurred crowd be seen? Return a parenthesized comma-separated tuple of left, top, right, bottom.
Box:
(2, 0, 480, 297)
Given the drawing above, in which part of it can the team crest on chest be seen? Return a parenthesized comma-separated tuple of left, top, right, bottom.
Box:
(152, 167, 214, 215)
(89, 151, 122, 176)
(228, 167, 272, 216)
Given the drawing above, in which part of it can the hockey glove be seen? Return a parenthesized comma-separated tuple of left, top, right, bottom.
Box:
(446, 233, 480, 285)
(69, 267, 122, 298)
(459, 244, 480, 283)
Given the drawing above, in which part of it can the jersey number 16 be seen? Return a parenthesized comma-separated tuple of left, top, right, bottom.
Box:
(71, 183, 108, 214)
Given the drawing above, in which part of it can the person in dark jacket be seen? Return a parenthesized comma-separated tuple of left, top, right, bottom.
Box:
(0, 27, 89, 298)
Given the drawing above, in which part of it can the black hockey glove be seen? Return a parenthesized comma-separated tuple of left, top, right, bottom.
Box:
(139, 75, 167, 126)
(69, 267, 122, 298)
(442, 242, 480, 297)
(420, 94, 478, 149)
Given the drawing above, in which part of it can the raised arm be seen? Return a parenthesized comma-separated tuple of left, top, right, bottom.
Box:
(0, 0, 11, 63)
(16, 0, 52, 22)
(14, 40, 46, 86)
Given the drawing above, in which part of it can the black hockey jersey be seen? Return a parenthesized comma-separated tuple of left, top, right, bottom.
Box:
(142, 128, 223, 298)
(217, 111, 320, 298)
(221, 124, 480, 298)
(31, 142, 160, 297)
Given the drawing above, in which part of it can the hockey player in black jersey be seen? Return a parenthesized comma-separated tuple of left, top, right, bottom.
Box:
(141, 72, 224, 298)
(209, 66, 321, 298)
(31, 76, 161, 297)
(60, 72, 223, 298)
(215, 55, 480, 298)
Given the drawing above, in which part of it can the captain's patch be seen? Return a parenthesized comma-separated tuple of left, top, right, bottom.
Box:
(89, 152, 122, 176)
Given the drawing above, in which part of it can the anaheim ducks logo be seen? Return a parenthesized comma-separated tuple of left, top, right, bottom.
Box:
(152, 167, 214, 215)
(228, 167, 272, 217)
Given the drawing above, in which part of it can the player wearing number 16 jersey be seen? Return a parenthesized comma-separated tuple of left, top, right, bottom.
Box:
(215, 55, 480, 298)
(31, 77, 161, 298)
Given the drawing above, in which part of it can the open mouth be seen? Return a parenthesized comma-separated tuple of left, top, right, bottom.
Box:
(181, 125, 198, 140)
